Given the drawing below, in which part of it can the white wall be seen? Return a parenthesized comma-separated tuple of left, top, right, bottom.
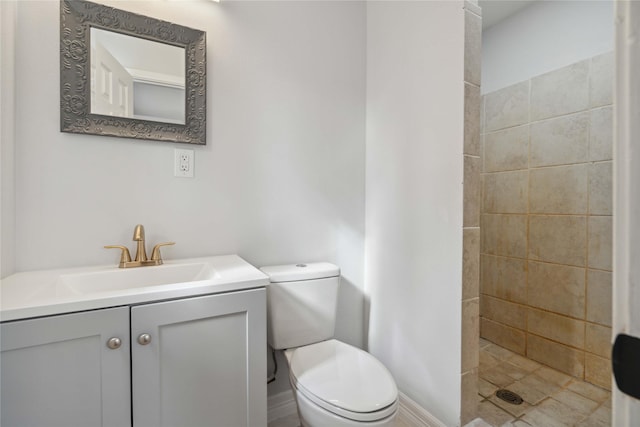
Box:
(482, 0, 613, 94)
(1, 1, 16, 279)
(8, 0, 366, 392)
(6, 0, 472, 418)
(365, 2, 465, 425)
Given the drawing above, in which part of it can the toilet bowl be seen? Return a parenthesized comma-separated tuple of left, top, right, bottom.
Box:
(260, 263, 398, 427)
(286, 339, 398, 427)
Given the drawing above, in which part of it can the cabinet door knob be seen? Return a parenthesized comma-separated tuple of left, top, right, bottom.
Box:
(137, 333, 152, 345)
(107, 337, 122, 349)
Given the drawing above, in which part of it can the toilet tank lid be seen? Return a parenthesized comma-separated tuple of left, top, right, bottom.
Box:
(260, 262, 339, 283)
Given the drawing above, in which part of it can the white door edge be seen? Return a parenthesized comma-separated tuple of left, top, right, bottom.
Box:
(613, 1, 640, 425)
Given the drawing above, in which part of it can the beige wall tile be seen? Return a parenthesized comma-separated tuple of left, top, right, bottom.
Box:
(529, 165, 588, 214)
(485, 81, 529, 131)
(530, 112, 589, 167)
(464, 155, 481, 227)
(590, 51, 614, 108)
(481, 255, 527, 304)
(482, 214, 527, 258)
(481, 318, 526, 355)
(461, 368, 478, 425)
(527, 308, 585, 348)
(481, 295, 527, 329)
(463, 228, 480, 300)
(483, 171, 528, 214)
(527, 334, 585, 378)
(465, 83, 481, 156)
(464, 10, 481, 87)
(585, 323, 611, 358)
(590, 106, 613, 161)
(531, 60, 590, 121)
(589, 162, 613, 215)
(529, 215, 587, 266)
(528, 261, 585, 318)
(585, 353, 612, 390)
(462, 298, 480, 372)
(586, 270, 612, 326)
(484, 125, 529, 172)
(588, 216, 612, 271)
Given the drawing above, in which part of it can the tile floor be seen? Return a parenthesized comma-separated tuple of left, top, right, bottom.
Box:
(475, 338, 611, 427)
(268, 413, 300, 427)
(268, 410, 414, 427)
(269, 339, 612, 427)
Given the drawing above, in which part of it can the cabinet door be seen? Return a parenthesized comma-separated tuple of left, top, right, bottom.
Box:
(1, 307, 131, 427)
(131, 288, 266, 427)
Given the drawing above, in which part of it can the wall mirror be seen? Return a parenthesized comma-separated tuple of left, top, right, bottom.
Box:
(60, 0, 206, 145)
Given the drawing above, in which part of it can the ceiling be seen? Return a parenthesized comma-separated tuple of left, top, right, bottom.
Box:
(478, 0, 537, 30)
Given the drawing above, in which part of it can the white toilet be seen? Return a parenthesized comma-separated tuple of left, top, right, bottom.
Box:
(260, 262, 398, 427)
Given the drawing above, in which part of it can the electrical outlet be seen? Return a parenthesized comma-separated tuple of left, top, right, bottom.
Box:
(174, 149, 194, 178)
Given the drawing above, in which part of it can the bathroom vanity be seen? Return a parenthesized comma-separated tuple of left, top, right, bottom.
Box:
(0, 255, 268, 427)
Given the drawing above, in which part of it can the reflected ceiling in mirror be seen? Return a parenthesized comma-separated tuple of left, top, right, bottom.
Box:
(60, 0, 206, 144)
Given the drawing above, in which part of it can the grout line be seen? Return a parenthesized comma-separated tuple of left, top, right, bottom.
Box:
(480, 252, 612, 274)
(485, 103, 612, 135)
(480, 292, 613, 328)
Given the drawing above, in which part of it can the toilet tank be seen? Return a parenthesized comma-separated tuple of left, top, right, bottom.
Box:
(260, 263, 340, 350)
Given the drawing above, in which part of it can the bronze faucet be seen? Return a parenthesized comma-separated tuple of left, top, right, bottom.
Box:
(105, 224, 175, 268)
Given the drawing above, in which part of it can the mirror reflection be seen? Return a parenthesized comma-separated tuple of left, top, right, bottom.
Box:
(90, 27, 186, 124)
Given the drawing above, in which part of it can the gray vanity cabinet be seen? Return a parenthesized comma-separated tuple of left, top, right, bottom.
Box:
(0, 288, 267, 427)
(131, 288, 267, 427)
(0, 306, 132, 427)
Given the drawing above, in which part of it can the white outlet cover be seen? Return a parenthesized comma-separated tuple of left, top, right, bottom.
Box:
(174, 148, 194, 178)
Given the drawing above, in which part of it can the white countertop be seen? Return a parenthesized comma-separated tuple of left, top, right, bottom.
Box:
(1, 255, 268, 322)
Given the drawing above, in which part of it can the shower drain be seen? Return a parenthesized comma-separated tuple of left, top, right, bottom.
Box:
(495, 389, 524, 405)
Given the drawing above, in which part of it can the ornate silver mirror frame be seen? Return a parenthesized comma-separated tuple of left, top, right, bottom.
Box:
(60, 0, 206, 145)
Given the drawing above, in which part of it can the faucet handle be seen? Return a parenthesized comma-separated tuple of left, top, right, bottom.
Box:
(150, 242, 175, 262)
(132, 224, 145, 241)
(104, 245, 132, 267)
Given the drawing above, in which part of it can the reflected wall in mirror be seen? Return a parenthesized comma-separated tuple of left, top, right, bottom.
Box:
(90, 27, 186, 124)
(61, 0, 206, 145)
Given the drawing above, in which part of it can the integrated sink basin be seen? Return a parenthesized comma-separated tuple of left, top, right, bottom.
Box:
(0, 255, 268, 322)
(56, 261, 218, 296)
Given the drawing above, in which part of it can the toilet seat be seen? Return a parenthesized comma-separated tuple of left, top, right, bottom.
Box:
(285, 340, 398, 422)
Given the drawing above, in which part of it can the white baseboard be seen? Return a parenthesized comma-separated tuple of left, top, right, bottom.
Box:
(397, 392, 447, 427)
(267, 389, 446, 427)
(267, 390, 297, 423)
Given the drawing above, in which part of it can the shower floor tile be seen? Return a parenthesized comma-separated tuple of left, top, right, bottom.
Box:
(269, 342, 612, 427)
(473, 343, 611, 427)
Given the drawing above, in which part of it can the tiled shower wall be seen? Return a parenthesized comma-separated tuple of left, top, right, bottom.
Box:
(461, 2, 482, 424)
(479, 52, 613, 390)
